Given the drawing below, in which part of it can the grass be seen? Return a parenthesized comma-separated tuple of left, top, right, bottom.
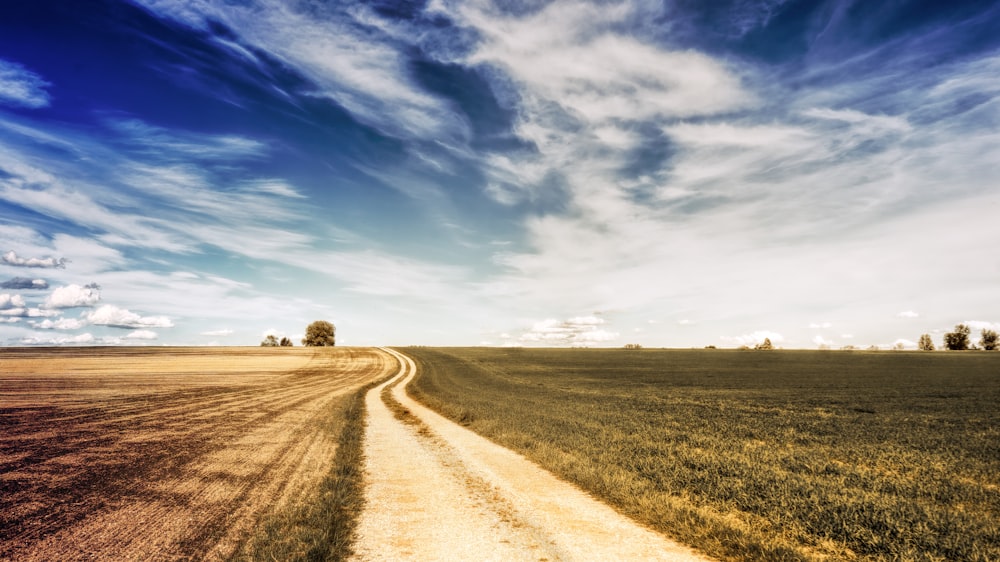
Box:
(404, 347, 1000, 562)
(235, 373, 392, 562)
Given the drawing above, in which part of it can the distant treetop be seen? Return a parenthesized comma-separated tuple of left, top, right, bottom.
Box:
(303, 320, 336, 347)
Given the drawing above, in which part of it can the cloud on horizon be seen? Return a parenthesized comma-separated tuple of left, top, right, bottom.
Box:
(519, 315, 619, 346)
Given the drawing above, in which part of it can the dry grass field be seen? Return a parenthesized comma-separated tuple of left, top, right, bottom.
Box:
(0, 346, 393, 561)
(405, 347, 1000, 562)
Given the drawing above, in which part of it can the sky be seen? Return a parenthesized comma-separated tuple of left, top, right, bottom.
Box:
(1, 0, 999, 348)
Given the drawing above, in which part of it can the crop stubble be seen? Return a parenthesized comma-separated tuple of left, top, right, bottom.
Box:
(406, 347, 1000, 562)
(0, 346, 392, 561)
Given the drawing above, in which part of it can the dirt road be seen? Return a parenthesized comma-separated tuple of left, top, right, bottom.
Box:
(352, 348, 713, 561)
(0, 346, 391, 561)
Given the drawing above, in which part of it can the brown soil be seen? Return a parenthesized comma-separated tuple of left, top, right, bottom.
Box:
(0, 346, 391, 561)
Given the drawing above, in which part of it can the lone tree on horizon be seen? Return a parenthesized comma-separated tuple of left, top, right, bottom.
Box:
(302, 320, 336, 347)
(260, 334, 279, 347)
(943, 324, 971, 350)
(980, 329, 998, 351)
(918, 333, 935, 351)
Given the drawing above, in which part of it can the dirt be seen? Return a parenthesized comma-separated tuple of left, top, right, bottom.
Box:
(0, 346, 391, 562)
(352, 348, 714, 561)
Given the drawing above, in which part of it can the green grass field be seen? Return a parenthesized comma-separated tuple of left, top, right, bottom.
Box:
(404, 348, 1000, 562)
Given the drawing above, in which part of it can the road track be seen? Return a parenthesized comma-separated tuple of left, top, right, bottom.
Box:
(352, 348, 714, 561)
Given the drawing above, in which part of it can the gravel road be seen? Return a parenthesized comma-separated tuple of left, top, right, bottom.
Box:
(351, 348, 714, 561)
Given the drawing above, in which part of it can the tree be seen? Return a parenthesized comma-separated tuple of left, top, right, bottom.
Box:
(623, 343, 642, 350)
(917, 333, 935, 351)
(943, 324, 971, 350)
(302, 320, 336, 347)
(279, 337, 293, 347)
(755, 338, 773, 350)
(260, 334, 279, 347)
(981, 329, 999, 351)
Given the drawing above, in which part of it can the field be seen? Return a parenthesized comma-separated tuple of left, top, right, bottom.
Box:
(0, 346, 392, 561)
(405, 347, 1000, 562)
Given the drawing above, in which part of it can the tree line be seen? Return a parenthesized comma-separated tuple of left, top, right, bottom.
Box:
(261, 320, 336, 347)
(918, 324, 997, 351)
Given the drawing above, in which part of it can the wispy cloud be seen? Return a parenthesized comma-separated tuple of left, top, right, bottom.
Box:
(0, 59, 51, 108)
(2, 250, 66, 268)
(31, 317, 87, 330)
(86, 304, 173, 329)
(21, 333, 95, 346)
(132, 0, 466, 141)
(519, 315, 618, 347)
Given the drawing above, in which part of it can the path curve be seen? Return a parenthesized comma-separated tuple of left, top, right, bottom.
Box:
(351, 348, 714, 561)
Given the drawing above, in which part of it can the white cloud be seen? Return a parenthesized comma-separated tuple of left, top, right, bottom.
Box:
(44, 284, 101, 308)
(893, 338, 917, 350)
(439, 0, 753, 212)
(2, 250, 66, 268)
(32, 317, 87, 330)
(0, 293, 26, 309)
(965, 320, 1000, 333)
(242, 179, 306, 199)
(125, 329, 159, 340)
(0, 59, 51, 108)
(812, 334, 835, 348)
(455, 1, 749, 123)
(86, 304, 173, 329)
(0, 306, 59, 318)
(201, 328, 233, 336)
(897, 310, 919, 319)
(519, 315, 618, 346)
(21, 333, 95, 346)
(723, 331, 785, 347)
(809, 322, 832, 329)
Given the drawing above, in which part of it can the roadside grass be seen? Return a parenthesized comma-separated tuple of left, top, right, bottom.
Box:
(405, 348, 1000, 562)
(236, 373, 392, 562)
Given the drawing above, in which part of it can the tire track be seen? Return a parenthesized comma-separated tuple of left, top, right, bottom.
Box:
(352, 348, 714, 562)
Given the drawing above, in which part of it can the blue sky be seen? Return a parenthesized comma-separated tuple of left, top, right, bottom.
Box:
(1, 0, 998, 348)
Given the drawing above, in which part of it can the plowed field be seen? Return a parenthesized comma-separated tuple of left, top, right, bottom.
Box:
(0, 346, 392, 561)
